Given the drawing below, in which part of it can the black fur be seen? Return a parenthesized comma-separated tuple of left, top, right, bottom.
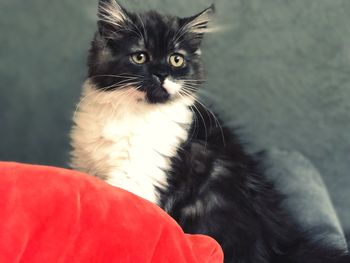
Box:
(88, 1, 350, 262)
(88, 0, 207, 103)
(160, 102, 349, 263)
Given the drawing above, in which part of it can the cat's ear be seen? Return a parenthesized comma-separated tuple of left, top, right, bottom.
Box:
(181, 4, 215, 41)
(97, 0, 130, 36)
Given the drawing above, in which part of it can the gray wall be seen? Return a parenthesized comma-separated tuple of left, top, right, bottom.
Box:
(0, 0, 349, 231)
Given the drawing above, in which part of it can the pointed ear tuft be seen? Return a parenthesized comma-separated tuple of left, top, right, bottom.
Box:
(183, 4, 215, 35)
(97, 0, 129, 31)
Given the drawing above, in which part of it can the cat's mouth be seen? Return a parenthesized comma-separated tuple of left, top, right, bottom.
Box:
(101, 78, 191, 105)
(143, 78, 184, 104)
(118, 84, 170, 104)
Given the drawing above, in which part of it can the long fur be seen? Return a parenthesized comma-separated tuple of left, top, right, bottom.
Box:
(70, 1, 350, 262)
(71, 81, 194, 203)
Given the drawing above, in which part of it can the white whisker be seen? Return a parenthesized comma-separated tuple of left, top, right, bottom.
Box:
(179, 90, 208, 147)
(180, 87, 226, 147)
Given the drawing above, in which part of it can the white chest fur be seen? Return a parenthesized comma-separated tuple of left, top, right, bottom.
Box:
(70, 81, 194, 204)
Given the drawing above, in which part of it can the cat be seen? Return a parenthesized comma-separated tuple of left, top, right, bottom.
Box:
(70, 0, 350, 262)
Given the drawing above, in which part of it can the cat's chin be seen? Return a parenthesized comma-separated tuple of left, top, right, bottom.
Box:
(146, 94, 171, 104)
(145, 92, 193, 105)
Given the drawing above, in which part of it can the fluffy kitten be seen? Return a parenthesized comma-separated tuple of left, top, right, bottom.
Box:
(70, 1, 349, 262)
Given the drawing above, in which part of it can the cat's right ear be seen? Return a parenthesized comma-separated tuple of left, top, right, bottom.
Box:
(97, 0, 129, 37)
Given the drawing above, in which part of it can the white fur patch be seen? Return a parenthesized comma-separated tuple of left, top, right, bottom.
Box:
(195, 49, 202, 56)
(70, 81, 194, 204)
(163, 78, 182, 95)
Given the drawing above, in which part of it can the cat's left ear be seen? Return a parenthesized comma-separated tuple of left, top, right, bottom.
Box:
(180, 4, 215, 42)
(97, 0, 130, 36)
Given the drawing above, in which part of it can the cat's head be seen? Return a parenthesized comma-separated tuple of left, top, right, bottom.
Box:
(88, 0, 214, 104)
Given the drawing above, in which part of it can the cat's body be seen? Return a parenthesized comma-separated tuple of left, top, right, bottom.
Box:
(71, 1, 349, 262)
(71, 81, 193, 203)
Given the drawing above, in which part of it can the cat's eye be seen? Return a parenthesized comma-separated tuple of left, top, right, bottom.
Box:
(169, 54, 185, 68)
(131, 52, 149, 64)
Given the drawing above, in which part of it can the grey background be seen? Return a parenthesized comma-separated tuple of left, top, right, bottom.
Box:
(0, 0, 349, 234)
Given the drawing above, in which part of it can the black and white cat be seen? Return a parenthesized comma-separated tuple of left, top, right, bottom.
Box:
(70, 1, 349, 262)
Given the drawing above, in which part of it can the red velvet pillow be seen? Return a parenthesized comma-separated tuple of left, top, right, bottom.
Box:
(0, 162, 223, 263)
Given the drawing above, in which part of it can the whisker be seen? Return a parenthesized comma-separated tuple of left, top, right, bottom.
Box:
(173, 22, 191, 44)
(110, 87, 141, 116)
(90, 73, 143, 78)
(74, 80, 141, 120)
(125, 85, 142, 106)
(73, 85, 112, 121)
(177, 92, 199, 145)
(180, 88, 226, 147)
(90, 75, 139, 80)
(73, 92, 94, 121)
(98, 81, 140, 91)
(181, 85, 198, 92)
(182, 78, 207, 82)
(137, 14, 148, 42)
(179, 90, 208, 147)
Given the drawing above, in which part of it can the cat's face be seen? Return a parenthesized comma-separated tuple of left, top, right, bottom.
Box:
(88, 0, 214, 104)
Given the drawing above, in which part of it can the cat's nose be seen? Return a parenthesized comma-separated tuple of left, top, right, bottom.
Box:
(152, 73, 168, 83)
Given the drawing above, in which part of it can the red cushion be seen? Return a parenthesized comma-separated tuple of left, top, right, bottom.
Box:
(0, 162, 223, 263)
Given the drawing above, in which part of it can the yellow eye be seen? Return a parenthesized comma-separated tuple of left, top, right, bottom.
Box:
(169, 54, 185, 68)
(131, 52, 148, 64)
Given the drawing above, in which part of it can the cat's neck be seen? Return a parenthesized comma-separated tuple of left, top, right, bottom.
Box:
(70, 80, 194, 203)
